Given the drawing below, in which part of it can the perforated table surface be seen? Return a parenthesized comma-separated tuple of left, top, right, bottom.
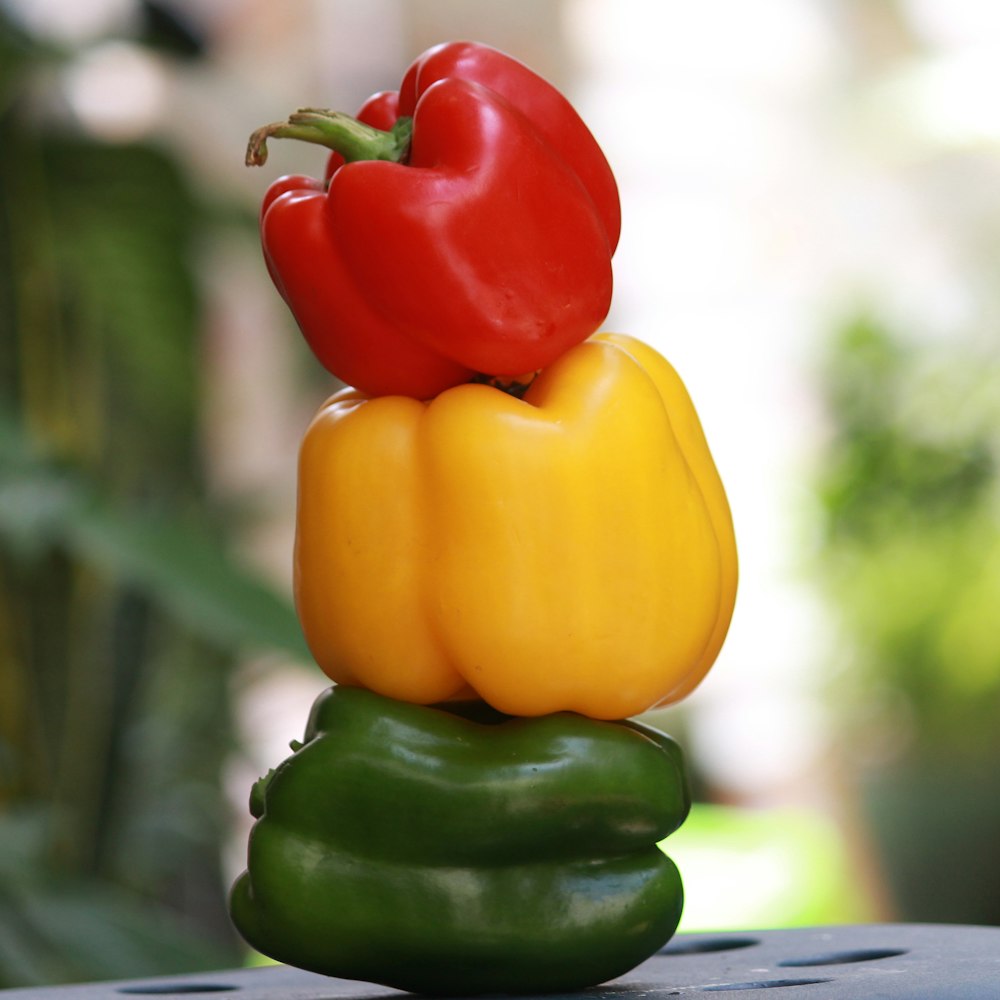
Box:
(2, 925, 998, 1000)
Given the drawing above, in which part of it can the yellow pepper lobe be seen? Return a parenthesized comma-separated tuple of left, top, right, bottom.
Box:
(294, 334, 737, 719)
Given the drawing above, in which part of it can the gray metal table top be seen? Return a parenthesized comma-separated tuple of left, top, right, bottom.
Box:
(2, 924, 998, 999)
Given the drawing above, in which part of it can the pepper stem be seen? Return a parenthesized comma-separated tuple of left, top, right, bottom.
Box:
(470, 372, 539, 399)
(245, 108, 413, 167)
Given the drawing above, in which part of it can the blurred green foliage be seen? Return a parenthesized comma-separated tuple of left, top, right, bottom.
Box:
(814, 314, 1000, 922)
(816, 315, 1000, 748)
(0, 8, 307, 987)
(665, 803, 874, 933)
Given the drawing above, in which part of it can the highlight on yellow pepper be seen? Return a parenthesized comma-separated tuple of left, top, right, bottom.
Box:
(294, 333, 737, 720)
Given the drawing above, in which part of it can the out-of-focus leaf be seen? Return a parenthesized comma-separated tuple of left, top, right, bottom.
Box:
(72, 504, 308, 659)
(0, 12, 38, 114)
(18, 883, 231, 983)
(0, 809, 233, 987)
(0, 882, 231, 988)
(0, 809, 50, 880)
(139, 0, 206, 60)
(42, 140, 202, 474)
(0, 414, 306, 660)
(0, 899, 55, 988)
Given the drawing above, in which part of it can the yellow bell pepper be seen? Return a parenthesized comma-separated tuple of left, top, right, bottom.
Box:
(294, 333, 737, 719)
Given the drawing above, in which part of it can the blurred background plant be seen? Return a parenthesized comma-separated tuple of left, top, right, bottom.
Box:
(810, 313, 1000, 924)
(2, 0, 1000, 987)
(0, 3, 310, 985)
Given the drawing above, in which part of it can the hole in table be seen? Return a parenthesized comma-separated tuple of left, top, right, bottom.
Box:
(660, 936, 760, 956)
(702, 980, 832, 992)
(779, 948, 908, 967)
(118, 985, 239, 994)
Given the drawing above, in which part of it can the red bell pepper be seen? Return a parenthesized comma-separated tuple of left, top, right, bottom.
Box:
(246, 41, 620, 399)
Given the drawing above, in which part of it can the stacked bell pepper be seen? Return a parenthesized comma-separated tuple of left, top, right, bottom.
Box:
(231, 41, 738, 996)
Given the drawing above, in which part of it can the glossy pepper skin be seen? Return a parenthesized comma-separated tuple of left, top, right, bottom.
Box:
(250, 41, 620, 399)
(294, 333, 738, 719)
(229, 686, 689, 996)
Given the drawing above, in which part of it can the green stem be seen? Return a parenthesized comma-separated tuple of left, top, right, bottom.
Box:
(246, 108, 413, 167)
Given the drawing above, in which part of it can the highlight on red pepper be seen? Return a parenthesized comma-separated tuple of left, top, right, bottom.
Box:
(245, 41, 620, 399)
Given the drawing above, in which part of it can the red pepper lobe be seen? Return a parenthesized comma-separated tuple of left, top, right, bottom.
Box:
(326, 77, 612, 375)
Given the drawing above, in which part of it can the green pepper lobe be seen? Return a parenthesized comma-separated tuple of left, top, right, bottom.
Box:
(229, 686, 690, 996)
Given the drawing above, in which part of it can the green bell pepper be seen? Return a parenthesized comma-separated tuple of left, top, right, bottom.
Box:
(229, 686, 690, 996)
